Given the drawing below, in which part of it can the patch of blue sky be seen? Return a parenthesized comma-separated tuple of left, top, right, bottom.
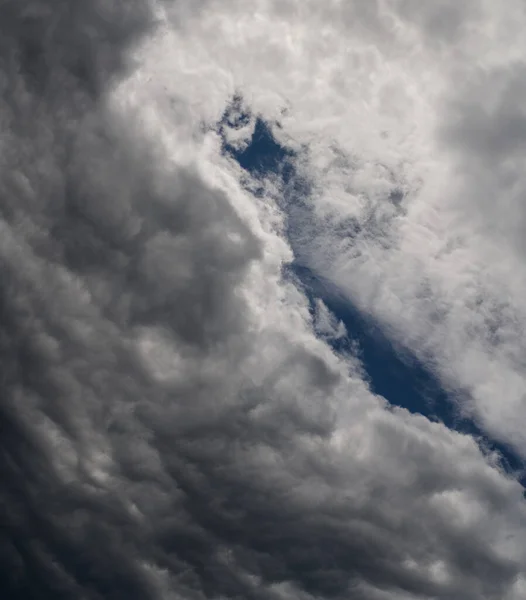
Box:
(217, 99, 525, 486)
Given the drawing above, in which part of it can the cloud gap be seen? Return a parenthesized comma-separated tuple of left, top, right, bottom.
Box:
(217, 97, 525, 486)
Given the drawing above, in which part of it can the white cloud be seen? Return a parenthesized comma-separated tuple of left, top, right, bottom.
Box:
(111, 0, 526, 457)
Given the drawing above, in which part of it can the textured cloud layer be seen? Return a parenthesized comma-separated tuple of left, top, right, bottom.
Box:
(2, 2, 526, 600)
(126, 0, 526, 457)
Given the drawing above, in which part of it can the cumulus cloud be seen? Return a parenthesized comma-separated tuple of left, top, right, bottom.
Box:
(3, 1, 526, 600)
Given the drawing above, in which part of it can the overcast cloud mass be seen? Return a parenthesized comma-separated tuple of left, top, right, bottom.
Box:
(3, 1, 526, 599)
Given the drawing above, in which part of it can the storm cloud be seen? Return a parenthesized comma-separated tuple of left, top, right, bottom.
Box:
(2, 2, 526, 600)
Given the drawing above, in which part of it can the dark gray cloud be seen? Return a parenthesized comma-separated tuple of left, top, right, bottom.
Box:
(2, 2, 526, 600)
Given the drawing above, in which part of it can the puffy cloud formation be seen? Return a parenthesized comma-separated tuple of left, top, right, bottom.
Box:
(3, 1, 526, 600)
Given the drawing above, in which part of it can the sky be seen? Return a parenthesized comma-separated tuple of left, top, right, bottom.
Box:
(3, 2, 526, 600)
(221, 109, 525, 480)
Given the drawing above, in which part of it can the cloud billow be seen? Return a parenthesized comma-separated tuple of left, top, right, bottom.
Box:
(2, 2, 526, 600)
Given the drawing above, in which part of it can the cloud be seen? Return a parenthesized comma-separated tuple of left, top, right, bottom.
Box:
(128, 0, 526, 457)
(3, 1, 526, 600)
